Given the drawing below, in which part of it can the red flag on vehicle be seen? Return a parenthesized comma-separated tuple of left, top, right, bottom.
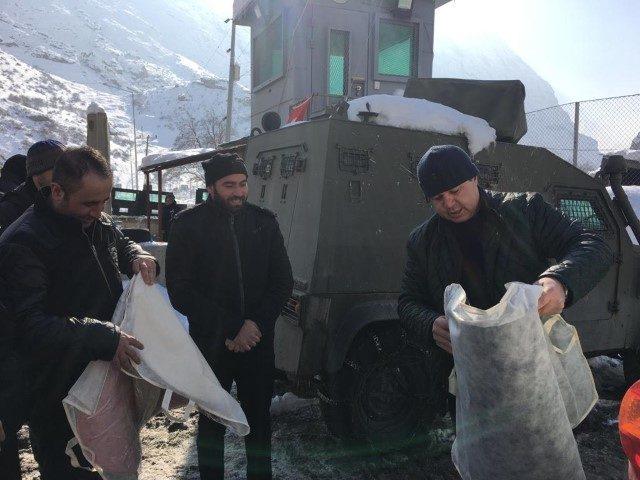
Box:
(287, 96, 312, 124)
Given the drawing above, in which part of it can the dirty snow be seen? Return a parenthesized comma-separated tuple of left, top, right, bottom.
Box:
(347, 95, 496, 155)
(140, 148, 217, 169)
(16, 355, 628, 479)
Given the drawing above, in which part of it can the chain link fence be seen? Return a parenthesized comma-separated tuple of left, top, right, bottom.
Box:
(521, 94, 640, 181)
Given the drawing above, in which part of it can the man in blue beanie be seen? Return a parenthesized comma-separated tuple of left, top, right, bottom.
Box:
(0, 140, 66, 231)
(398, 144, 613, 411)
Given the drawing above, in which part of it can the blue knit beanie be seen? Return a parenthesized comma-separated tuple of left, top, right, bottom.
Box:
(417, 145, 479, 198)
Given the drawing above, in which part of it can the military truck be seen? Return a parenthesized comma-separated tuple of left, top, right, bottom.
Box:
(141, 79, 640, 448)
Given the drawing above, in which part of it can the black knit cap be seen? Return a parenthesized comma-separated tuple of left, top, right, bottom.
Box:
(1, 154, 27, 179)
(417, 145, 479, 199)
(202, 152, 247, 187)
(26, 139, 66, 176)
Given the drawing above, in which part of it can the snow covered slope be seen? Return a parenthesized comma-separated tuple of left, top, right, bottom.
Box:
(0, 0, 251, 187)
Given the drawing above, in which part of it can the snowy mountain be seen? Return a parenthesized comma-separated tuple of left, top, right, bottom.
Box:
(434, 31, 601, 169)
(0, 0, 251, 188)
(0, 0, 595, 187)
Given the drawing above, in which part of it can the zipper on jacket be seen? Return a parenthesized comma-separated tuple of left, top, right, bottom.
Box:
(83, 226, 114, 298)
(230, 214, 245, 317)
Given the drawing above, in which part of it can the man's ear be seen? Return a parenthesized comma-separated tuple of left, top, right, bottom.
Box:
(206, 185, 215, 198)
(50, 182, 65, 202)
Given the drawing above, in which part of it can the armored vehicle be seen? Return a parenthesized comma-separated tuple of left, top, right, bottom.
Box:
(140, 78, 640, 448)
(235, 80, 640, 446)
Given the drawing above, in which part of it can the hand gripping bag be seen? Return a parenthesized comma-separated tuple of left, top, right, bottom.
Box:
(444, 282, 586, 480)
(64, 275, 249, 479)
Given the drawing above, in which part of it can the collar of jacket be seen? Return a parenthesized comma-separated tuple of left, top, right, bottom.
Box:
(33, 187, 111, 235)
(435, 187, 502, 233)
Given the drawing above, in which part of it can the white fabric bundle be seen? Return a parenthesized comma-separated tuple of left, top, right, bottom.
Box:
(445, 282, 589, 480)
(64, 275, 249, 479)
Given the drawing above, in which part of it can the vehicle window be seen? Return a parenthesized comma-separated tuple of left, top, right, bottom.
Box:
(559, 198, 607, 231)
(149, 194, 167, 203)
(378, 20, 415, 76)
(329, 30, 349, 96)
(253, 16, 284, 87)
(114, 191, 137, 201)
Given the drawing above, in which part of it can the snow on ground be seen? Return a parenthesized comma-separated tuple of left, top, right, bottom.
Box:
(347, 95, 496, 155)
(17, 356, 627, 479)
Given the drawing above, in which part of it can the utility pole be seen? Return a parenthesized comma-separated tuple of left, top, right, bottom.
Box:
(131, 91, 139, 189)
(225, 18, 236, 143)
(145, 135, 150, 157)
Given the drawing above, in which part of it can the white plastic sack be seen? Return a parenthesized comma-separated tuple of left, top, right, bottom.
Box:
(445, 282, 586, 480)
(121, 275, 248, 433)
(543, 314, 598, 427)
(64, 274, 249, 479)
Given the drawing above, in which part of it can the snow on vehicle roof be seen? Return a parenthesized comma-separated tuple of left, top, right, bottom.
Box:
(347, 94, 496, 155)
(140, 148, 217, 169)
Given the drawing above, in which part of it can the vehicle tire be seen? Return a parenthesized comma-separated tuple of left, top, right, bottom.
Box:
(319, 323, 442, 451)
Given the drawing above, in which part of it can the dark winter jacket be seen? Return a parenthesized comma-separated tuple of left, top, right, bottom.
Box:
(0, 192, 154, 410)
(398, 189, 614, 346)
(161, 202, 181, 241)
(0, 178, 38, 232)
(166, 198, 293, 360)
(0, 297, 26, 435)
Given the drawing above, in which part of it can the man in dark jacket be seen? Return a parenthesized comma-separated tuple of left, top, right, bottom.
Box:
(166, 152, 293, 480)
(0, 154, 27, 196)
(0, 146, 157, 480)
(0, 140, 65, 231)
(398, 145, 613, 407)
(161, 192, 180, 241)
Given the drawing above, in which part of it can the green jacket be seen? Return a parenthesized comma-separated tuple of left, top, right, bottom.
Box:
(398, 189, 614, 346)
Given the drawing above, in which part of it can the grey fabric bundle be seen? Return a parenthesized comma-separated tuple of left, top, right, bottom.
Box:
(445, 282, 586, 480)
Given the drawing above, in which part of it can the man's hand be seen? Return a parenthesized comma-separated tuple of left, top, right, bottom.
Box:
(536, 277, 567, 317)
(115, 332, 144, 370)
(132, 256, 157, 285)
(432, 315, 452, 354)
(0, 419, 5, 443)
(229, 320, 262, 353)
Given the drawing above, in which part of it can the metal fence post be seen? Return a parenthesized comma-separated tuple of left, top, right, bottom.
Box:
(573, 101, 580, 166)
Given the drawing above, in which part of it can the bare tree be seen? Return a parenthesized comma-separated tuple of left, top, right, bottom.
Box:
(173, 109, 228, 151)
(163, 109, 230, 192)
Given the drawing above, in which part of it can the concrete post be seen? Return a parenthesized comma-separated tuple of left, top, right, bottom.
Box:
(87, 102, 112, 212)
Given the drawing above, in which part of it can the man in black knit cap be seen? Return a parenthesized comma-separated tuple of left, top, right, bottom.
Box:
(166, 152, 293, 480)
(0, 140, 65, 231)
(398, 144, 613, 411)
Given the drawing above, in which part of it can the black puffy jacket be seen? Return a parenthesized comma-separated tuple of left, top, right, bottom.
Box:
(166, 198, 293, 360)
(0, 193, 153, 410)
(0, 179, 37, 231)
(398, 189, 614, 346)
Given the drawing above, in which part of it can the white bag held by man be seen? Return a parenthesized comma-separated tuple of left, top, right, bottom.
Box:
(64, 275, 249, 479)
(445, 282, 587, 480)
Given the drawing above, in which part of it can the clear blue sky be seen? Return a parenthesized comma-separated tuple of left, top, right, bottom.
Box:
(208, 0, 640, 104)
